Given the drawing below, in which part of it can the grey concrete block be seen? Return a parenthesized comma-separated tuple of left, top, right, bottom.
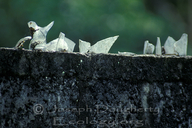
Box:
(0, 48, 192, 128)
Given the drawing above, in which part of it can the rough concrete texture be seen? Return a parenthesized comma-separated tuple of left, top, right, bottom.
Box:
(0, 48, 192, 128)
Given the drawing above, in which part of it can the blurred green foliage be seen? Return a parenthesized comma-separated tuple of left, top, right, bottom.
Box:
(0, 0, 191, 54)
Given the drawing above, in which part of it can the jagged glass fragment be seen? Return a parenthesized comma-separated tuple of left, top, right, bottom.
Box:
(28, 21, 54, 50)
(143, 40, 155, 54)
(64, 37, 75, 52)
(164, 36, 175, 55)
(43, 37, 75, 52)
(56, 32, 68, 51)
(27, 21, 75, 52)
(79, 40, 91, 53)
(156, 37, 162, 55)
(42, 32, 70, 52)
(15, 36, 32, 48)
(118, 51, 135, 56)
(174, 33, 188, 56)
(89, 36, 119, 53)
(42, 39, 57, 51)
(28, 21, 54, 38)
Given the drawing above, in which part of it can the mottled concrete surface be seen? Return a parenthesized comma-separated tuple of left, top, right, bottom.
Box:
(0, 48, 192, 128)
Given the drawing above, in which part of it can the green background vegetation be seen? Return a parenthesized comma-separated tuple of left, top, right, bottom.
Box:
(0, 0, 191, 54)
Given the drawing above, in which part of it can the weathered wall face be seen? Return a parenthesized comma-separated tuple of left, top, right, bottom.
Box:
(0, 48, 192, 128)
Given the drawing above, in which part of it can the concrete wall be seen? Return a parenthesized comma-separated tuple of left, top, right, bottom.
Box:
(0, 48, 192, 128)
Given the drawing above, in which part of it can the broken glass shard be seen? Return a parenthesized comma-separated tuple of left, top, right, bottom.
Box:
(42, 33, 75, 52)
(89, 36, 119, 53)
(174, 33, 188, 56)
(118, 51, 135, 56)
(79, 40, 91, 53)
(56, 32, 68, 52)
(27, 21, 75, 52)
(156, 37, 162, 55)
(15, 36, 32, 48)
(164, 36, 175, 55)
(78, 36, 118, 54)
(15, 21, 76, 52)
(42, 33, 69, 52)
(42, 39, 57, 52)
(44, 37, 75, 52)
(64, 37, 76, 52)
(28, 21, 54, 38)
(143, 40, 155, 54)
(28, 21, 54, 50)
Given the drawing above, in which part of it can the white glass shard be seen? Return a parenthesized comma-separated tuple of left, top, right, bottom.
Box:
(118, 51, 135, 56)
(64, 37, 76, 52)
(28, 21, 54, 38)
(156, 37, 162, 55)
(15, 36, 32, 48)
(143, 41, 148, 54)
(41, 21, 54, 37)
(42, 33, 75, 52)
(28, 21, 40, 31)
(29, 32, 46, 50)
(16, 21, 76, 52)
(42, 39, 58, 52)
(174, 33, 188, 56)
(56, 32, 68, 52)
(143, 40, 155, 54)
(79, 39, 91, 53)
(44, 37, 75, 52)
(164, 36, 175, 55)
(28, 21, 54, 50)
(89, 35, 119, 53)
